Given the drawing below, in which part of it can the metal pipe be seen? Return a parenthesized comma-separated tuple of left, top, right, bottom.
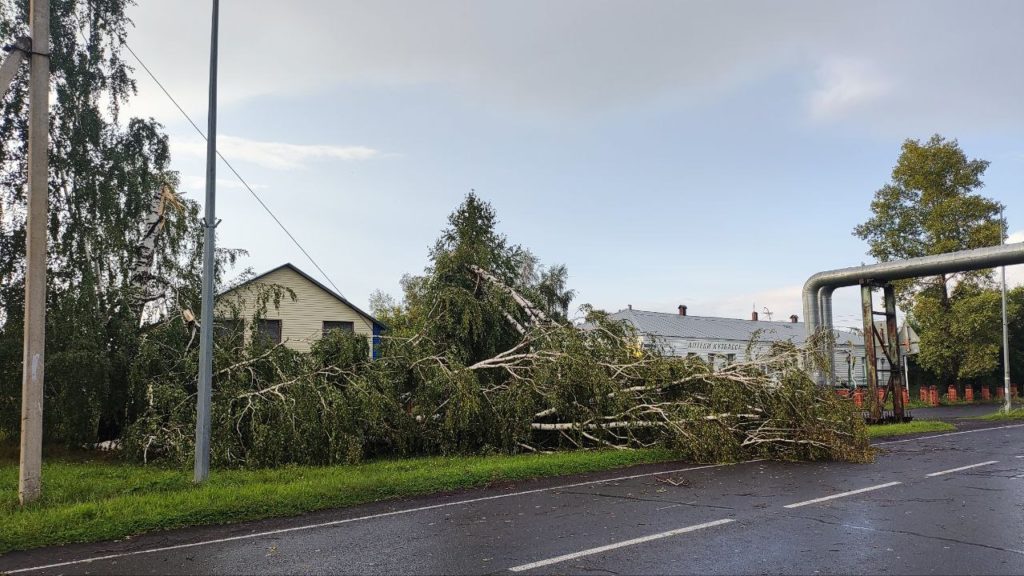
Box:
(804, 241, 1024, 384)
(817, 286, 835, 384)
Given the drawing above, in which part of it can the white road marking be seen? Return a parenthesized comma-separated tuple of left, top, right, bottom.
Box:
(925, 461, 999, 477)
(5, 461, 758, 574)
(1015, 455, 1024, 459)
(874, 423, 1024, 445)
(508, 518, 734, 572)
(782, 482, 902, 509)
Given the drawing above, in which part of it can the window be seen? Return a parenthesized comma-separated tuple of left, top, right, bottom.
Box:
(256, 319, 282, 344)
(322, 321, 355, 336)
(214, 318, 244, 346)
(726, 353, 736, 365)
(707, 353, 716, 370)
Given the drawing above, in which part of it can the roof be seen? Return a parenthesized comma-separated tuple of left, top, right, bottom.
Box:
(219, 263, 385, 329)
(605, 308, 863, 346)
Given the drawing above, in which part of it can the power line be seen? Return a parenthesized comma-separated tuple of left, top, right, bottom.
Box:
(120, 42, 348, 299)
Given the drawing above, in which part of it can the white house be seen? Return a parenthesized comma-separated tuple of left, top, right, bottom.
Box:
(605, 306, 871, 387)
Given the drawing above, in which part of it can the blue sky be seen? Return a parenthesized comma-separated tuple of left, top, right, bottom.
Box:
(124, 0, 1024, 328)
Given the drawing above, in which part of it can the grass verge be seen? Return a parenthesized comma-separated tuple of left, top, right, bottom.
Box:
(975, 408, 1024, 421)
(0, 448, 678, 554)
(866, 420, 955, 438)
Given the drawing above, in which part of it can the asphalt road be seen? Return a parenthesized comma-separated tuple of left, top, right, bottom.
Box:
(3, 422, 1024, 575)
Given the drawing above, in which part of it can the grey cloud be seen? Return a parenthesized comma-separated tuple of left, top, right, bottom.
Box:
(125, 0, 1023, 131)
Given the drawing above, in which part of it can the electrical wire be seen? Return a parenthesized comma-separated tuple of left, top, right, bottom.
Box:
(120, 42, 348, 300)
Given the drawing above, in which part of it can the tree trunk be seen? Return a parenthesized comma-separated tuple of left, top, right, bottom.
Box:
(129, 184, 177, 324)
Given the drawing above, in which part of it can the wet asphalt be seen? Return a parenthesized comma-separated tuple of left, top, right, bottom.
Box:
(2, 418, 1024, 575)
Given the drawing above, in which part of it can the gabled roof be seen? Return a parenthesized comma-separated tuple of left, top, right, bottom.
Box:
(219, 262, 385, 328)
(606, 308, 862, 346)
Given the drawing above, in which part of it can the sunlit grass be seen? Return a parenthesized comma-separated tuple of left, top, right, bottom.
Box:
(866, 420, 955, 438)
(0, 448, 678, 554)
(976, 409, 1024, 422)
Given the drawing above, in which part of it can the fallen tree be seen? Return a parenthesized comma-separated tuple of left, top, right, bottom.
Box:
(123, 194, 869, 467)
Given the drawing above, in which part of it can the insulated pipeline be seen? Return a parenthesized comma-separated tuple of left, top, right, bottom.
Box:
(803, 242, 1024, 384)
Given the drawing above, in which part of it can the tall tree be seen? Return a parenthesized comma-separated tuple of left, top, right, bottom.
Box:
(853, 135, 1004, 391)
(0, 1, 205, 442)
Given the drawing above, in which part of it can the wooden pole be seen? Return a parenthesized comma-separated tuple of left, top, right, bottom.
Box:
(884, 284, 904, 420)
(860, 283, 880, 422)
(20, 0, 50, 505)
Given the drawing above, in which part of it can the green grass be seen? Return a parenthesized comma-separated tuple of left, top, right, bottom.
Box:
(0, 448, 680, 554)
(975, 408, 1024, 421)
(866, 420, 955, 438)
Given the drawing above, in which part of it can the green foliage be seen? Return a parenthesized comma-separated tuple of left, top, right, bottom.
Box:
(0, 1, 225, 445)
(977, 408, 1024, 422)
(865, 420, 954, 438)
(120, 194, 869, 468)
(0, 448, 679, 553)
(853, 135, 1005, 389)
(1008, 286, 1024, 387)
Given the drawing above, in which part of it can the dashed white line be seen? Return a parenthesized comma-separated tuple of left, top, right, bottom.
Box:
(508, 518, 735, 572)
(875, 423, 1024, 445)
(4, 461, 759, 574)
(925, 461, 999, 477)
(782, 482, 902, 509)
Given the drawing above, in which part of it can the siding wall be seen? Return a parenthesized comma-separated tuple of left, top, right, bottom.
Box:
(217, 267, 374, 354)
(648, 335, 871, 385)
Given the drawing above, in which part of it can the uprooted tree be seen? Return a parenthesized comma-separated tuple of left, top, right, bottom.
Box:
(126, 194, 870, 467)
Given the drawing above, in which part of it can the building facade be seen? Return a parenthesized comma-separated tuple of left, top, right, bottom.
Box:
(606, 306, 872, 387)
(216, 263, 384, 357)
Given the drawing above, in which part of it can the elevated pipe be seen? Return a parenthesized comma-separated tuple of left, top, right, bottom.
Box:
(804, 242, 1024, 384)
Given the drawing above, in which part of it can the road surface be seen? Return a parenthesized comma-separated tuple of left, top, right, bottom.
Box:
(3, 422, 1024, 575)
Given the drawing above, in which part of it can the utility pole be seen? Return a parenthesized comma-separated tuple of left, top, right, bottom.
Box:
(1002, 208, 1012, 413)
(194, 0, 219, 483)
(19, 0, 50, 505)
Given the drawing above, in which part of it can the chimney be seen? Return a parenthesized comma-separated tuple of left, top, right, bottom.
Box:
(678, 305, 687, 316)
(751, 311, 759, 321)
(628, 304, 632, 310)
(790, 314, 799, 323)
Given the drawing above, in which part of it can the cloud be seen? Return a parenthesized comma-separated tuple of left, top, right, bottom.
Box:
(174, 136, 381, 170)
(121, 0, 1024, 132)
(808, 58, 891, 121)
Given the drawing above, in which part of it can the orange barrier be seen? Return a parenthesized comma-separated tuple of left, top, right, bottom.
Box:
(947, 385, 957, 403)
(982, 387, 991, 401)
(965, 388, 974, 402)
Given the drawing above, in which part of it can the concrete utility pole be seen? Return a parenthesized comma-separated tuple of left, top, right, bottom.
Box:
(17, 0, 50, 506)
(1002, 208, 1012, 413)
(194, 0, 219, 483)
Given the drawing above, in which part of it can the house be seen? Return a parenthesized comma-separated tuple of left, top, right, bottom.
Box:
(604, 306, 872, 387)
(216, 263, 384, 357)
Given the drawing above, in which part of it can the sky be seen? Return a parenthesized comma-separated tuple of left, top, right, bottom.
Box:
(122, 0, 1024, 329)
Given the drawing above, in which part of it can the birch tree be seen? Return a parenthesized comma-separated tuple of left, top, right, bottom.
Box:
(0, 1, 206, 443)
